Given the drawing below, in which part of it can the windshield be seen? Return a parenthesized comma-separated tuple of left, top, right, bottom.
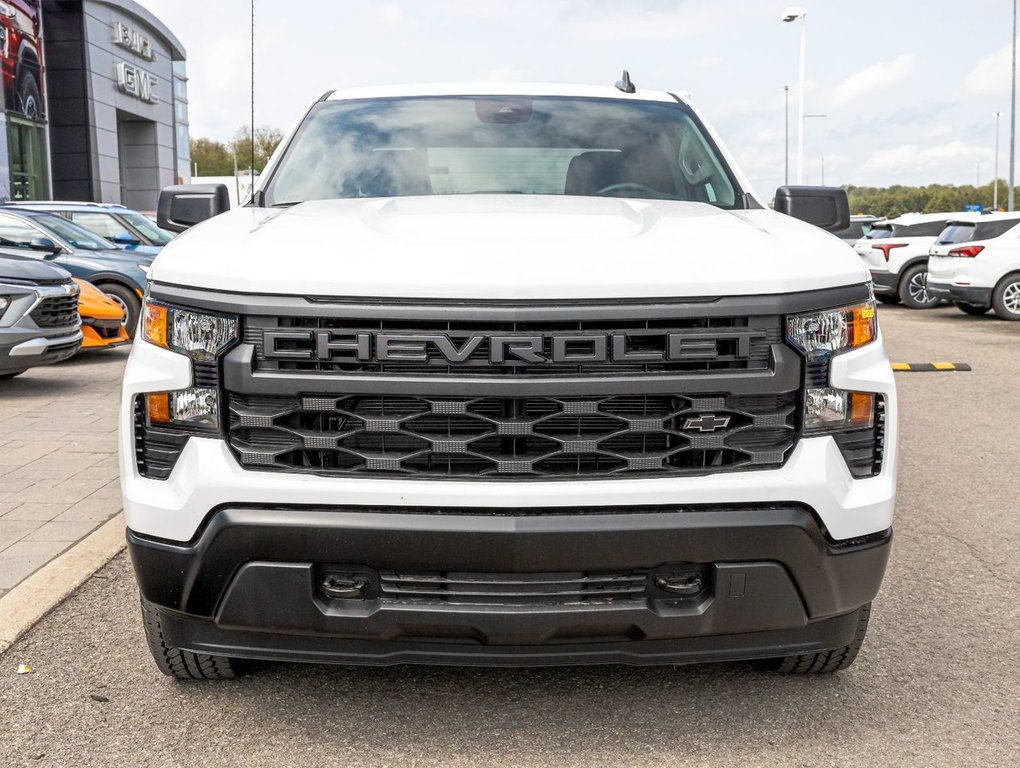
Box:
(865, 225, 894, 239)
(121, 212, 175, 245)
(29, 212, 116, 251)
(265, 96, 741, 208)
(937, 219, 1020, 245)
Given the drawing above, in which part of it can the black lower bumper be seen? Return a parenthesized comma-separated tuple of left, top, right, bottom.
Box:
(869, 270, 900, 295)
(927, 282, 992, 306)
(128, 505, 891, 667)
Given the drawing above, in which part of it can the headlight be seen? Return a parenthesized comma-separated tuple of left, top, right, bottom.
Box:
(804, 388, 874, 432)
(145, 388, 219, 432)
(0, 295, 9, 320)
(142, 301, 238, 362)
(786, 301, 877, 360)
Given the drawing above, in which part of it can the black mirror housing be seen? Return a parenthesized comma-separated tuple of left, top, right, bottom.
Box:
(29, 236, 60, 254)
(157, 184, 231, 233)
(774, 186, 850, 233)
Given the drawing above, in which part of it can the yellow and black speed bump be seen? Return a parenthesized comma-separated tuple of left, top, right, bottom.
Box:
(891, 362, 972, 372)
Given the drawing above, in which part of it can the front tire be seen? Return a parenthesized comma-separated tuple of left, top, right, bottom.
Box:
(898, 264, 939, 309)
(140, 598, 242, 680)
(954, 302, 990, 316)
(96, 283, 141, 337)
(770, 603, 871, 674)
(991, 274, 1020, 320)
(16, 69, 41, 121)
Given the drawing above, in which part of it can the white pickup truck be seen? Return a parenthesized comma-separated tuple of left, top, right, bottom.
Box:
(119, 80, 897, 679)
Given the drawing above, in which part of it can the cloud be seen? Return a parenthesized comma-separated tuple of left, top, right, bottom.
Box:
(861, 141, 992, 177)
(829, 55, 915, 108)
(377, 4, 405, 25)
(966, 39, 1017, 96)
(568, 5, 711, 41)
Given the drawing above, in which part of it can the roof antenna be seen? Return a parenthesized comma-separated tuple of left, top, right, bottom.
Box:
(615, 70, 636, 94)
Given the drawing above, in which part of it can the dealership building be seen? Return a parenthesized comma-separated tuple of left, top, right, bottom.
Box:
(0, 0, 189, 209)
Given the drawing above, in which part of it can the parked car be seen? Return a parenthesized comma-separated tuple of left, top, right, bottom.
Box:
(927, 212, 1020, 320)
(853, 212, 978, 309)
(0, 255, 82, 379)
(832, 215, 881, 245)
(0, 208, 152, 335)
(5, 202, 174, 254)
(74, 279, 129, 349)
(124, 82, 897, 680)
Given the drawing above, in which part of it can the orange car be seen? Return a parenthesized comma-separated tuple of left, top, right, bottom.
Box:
(74, 279, 129, 349)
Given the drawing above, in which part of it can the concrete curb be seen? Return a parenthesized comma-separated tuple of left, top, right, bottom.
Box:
(0, 513, 125, 656)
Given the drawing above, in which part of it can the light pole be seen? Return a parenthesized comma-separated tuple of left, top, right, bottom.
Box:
(1010, 0, 1016, 211)
(782, 7, 808, 184)
(994, 111, 1002, 209)
(784, 85, 790, 185)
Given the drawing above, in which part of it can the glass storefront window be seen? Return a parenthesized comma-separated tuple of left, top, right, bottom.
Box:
(7, 117, 49, 201)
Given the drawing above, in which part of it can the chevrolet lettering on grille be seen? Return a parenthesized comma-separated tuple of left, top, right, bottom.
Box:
(261, 330, 769, 365)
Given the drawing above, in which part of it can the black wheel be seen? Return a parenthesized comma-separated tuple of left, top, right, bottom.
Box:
(954, 302, 990, 316)
(770, 603, 871, 674)
(140, 598, 242, 680)
(0, 371, 24, 380)
(991, 273, 1020, 321)
(96, 282, 141, 337)
(16, 69, 41, 121)
(898, 264, 939, 309)
(876, 294, 901, 305)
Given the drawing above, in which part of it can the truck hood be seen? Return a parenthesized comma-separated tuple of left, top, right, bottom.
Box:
(151, 196, 869, 300)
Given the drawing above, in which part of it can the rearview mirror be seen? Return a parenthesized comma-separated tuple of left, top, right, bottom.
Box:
(157, 184, 231, 233)
(29, 237, 61, 255)
(774, 186, 850, 233)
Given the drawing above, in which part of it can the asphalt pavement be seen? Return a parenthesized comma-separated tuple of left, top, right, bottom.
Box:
(0, 303, 1018, 767)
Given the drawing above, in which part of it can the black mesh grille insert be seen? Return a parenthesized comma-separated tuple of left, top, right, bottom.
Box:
(244, 315, 782, 377)
(226, 392, 798, 478)
(31, 293, 79, 329)
(377, 571, 648, 606)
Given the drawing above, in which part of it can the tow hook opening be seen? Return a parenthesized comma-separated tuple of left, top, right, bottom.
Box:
(320, 574, 370, 599)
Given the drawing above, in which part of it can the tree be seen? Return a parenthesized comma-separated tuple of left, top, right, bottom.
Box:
(189, 137, 233, 176)
(231, 125, 284, 173)
(846, 182, 1014, 219)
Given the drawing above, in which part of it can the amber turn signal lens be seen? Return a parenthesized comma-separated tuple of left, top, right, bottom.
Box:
(849, 392, 875, 429)
(851, 304, 877, 349)
(146, 393, 171, 426)
(142, 302, 169, 350)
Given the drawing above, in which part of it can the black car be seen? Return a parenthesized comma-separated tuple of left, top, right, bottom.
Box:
(0, 256, 82, 379)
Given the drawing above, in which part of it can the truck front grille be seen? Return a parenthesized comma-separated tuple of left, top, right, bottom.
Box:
(244, 315, 781, 376)
(226, 392, 797, 479)
(31, 293, 79, 328)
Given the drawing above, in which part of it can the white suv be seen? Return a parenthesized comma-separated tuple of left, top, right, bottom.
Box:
(928, 213, 1020, 319)
(854, 212, 976, 309)
(119, 82, 897, 679)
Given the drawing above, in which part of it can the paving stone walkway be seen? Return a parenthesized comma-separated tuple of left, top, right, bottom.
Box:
(0, 349, 128, 597)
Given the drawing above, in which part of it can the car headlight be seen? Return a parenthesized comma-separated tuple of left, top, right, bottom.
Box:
(145, 388, 219, 432)
(786, 300, 879, 434)
(785, 301, 877, 360)
(142, 301, 238, 362)
(0, 295, 9, 321)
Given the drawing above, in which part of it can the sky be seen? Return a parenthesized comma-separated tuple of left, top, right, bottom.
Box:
(140, 0, 1019, 198)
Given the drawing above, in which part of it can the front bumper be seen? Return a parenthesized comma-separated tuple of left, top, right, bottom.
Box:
(926, 281, 992, 306)
(0, 327, 83, 373)
(130, 504, 891, 667)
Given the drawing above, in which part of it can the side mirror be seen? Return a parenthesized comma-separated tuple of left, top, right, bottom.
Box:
(29, 237, 61, 255)
(113, 232, 142, 247)
(157, 184, 231, 233)
(774, 186, 850, 233)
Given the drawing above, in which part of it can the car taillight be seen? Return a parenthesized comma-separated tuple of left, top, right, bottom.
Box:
(949, 245, 984, 258)
(872, 243, 908, 262)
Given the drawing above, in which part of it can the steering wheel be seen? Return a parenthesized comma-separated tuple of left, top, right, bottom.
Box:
(596, 182, 661, 197)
